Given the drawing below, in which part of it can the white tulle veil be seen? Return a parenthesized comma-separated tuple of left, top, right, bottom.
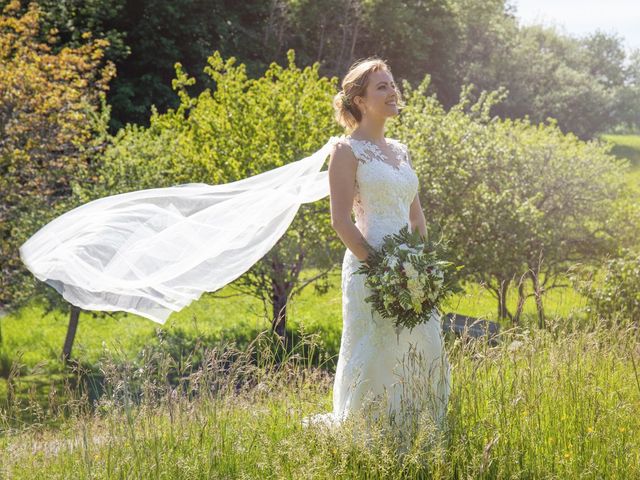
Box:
(19, 135, 343, 324)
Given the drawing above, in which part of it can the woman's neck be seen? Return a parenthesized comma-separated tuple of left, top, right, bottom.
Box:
(350, 118, 386, 143)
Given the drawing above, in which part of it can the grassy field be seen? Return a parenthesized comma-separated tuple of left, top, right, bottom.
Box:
(0, 310, 638, 478)
(2, 266, 628, 479)
(599, 133, 640, 190)
(600, 134, 640, 168)
(0, 267, 590, 375)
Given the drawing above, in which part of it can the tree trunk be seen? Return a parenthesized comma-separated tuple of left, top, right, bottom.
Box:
(268, 237, 305, 350)
(497, 280, 510, 320)
(513, 277, 526, 324)
(530, 272, 545, 329)
(271, 290, 288, 348)
(62, 305, 81, 364)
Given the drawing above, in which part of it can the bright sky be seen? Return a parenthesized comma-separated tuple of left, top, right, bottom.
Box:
(509, 0, 640, 56)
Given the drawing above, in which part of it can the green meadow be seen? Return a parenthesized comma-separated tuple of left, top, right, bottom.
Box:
(2, 264, 639, 478)
(2, 0, 640, 474)
(601, 134, 640, 168)
(0, 289, 638, 478)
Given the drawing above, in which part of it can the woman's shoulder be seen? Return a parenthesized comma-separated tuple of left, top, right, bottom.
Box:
(332, 136, 355, 154)
(329, 136, 358, 166)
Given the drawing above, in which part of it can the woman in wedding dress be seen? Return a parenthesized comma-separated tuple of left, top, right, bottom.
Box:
(302, 58, 451, 440)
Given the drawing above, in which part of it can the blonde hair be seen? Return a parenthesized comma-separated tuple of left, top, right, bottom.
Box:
(333, 56, 405, 132)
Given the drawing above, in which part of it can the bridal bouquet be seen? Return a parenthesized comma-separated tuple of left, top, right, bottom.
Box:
(355, 224, 463, 339)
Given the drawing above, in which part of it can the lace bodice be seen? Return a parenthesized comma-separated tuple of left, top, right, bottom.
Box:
(343, 134, 419, 249)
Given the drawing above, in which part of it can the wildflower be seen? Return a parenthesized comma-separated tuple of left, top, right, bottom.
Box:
(508, 340, 524, 352)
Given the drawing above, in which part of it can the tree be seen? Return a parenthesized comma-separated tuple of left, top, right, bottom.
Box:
(390, 75, 629, 325)
(453, 1, 640, 139)
(83, 49, 344, 342)
(2, 0, 130, 63)
(105, 0, 272, 131)
(571, 247, 640, 326)
(614, 48, 640, 132)
(0, 0, 115, 314)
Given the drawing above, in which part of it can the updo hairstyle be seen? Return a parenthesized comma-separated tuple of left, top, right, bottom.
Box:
(333, 56, 404, 132)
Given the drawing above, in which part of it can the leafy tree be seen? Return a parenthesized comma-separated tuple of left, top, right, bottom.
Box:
(581, 31, 627, 88)
(450, 0, 519, 106)
(0, 0, 129, 62)
(83, 50, 343, 340)
(571, 247, 640, 326)
(390, 75, 629, 325)
(0, 0, 114, 314)
(455, 10, 640, 139)
(105, 0, 272, 131)
(2, 0, 274, 132)
(614, 48, 640, 132)
(265, 0, 462, 106)
(10, 0, 637, 138)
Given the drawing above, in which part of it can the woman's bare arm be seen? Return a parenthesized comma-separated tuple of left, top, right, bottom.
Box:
(409, 193, 427, 240)
(328, 140, 372, 262)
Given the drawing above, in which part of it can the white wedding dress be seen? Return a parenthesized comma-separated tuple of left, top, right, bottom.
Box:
(302, 135, 451, 440)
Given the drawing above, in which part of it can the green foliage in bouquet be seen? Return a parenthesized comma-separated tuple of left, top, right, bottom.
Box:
(355, 224, 464, 335)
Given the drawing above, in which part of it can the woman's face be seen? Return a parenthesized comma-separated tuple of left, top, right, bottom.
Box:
(355, 69, 399, 119)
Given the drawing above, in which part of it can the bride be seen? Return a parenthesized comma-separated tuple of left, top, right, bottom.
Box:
(301, 58, 451, 439)
(18, 55, 450, 441)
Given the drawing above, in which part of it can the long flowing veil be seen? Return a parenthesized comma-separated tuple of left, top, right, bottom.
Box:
(19, 135, 342, 324)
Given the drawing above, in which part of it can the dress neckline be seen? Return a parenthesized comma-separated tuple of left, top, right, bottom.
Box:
(345, 135, 404, 171)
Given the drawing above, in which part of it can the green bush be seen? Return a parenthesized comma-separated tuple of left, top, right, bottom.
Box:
(572, 248, 640, 324)
(390, 76, 630, 323)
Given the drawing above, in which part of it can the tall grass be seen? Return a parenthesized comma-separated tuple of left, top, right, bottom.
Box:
(1, 308, 638, 478)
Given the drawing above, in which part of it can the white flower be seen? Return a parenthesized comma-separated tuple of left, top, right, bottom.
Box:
(402, 261, 419, 279)
(407, 274, 426, 307)
(508, 340, 524, 352)
(387, 255, 399, 269)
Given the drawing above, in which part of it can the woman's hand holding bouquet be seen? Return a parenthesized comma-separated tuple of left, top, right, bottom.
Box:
(355, 224, 464, 342)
